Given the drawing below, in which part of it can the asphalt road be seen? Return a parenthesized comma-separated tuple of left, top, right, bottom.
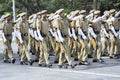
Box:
(0, 43, 120, 80)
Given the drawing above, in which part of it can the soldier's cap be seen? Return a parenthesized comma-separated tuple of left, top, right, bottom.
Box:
(4, 13, 11, 18)
(20, 12, 27, 17)
(41, 10, 47, 14)
(37, 11, 42, 15)
(69, 11, 74, 15)
(29, 14, 34, 19)
(94, 10, 101, 15)
(104, 10, 109, 15)
(80, 10, 86, 14)
(109, 9, 116, 14)
(89, 9, 95, 14)
(17, 13, 21, 18)
(74, 10, 80, 15)
(57, 8, 64, 14)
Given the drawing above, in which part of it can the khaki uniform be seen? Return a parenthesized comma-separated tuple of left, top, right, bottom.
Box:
(32, 19, 40, 61)
(51, 18, 61, 62)
(59, 17, 73, 66)
(18, 20, 32, 62)
(100, 22, 109, 56)
(3, 21, 14, 61)
(76, 19, 88, 62)
(108, 16, 119, 58)
(93, 17, 102, 60)
(29, 23, 36, 55)
(69, 20, 77, 60)
(37, 18, 50, 65)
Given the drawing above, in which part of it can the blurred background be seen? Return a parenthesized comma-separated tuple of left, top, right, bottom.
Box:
(0, 0, 120, 16)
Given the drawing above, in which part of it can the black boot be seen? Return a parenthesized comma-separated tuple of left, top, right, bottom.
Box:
(29, 59, 34, 65)
(12, 59, 16, 64)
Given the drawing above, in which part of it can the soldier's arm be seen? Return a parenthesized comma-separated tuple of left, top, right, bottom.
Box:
(37, 20, 42, 30)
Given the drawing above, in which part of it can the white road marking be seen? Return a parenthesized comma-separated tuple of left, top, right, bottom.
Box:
(28, 67, 120, 78)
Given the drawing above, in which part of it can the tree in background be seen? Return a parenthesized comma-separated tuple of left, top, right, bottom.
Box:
(0, 0, 120, 17)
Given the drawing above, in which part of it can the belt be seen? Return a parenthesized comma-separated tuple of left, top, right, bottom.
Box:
(95, 31, 100, 34)
(22, 33, 28, 36)
(5, 34, 12, 37)
(83, 31, 87, 35)
(33, 28, 37, 30)
(115, 29, 119, 32)
(62, 35, 67, 38)
(41, 33, 46, 37)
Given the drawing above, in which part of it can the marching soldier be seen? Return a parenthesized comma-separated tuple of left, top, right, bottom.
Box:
(76, 10, 89, 65)
(88, 10, 104, 63)
(56, 9, 77, 68)
(29, 14, 39, 62)
(100, 11, 110, 56)
(18, 12, 34, 65)
(2, 13, 16, 63)
(36, 10, 52, 67)
(29, 14, 36, 56)
(68, 10, 79, 61)
(107, 9, 119, 59)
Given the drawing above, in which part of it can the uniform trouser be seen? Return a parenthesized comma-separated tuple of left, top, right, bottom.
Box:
(109, 32, 119, 57)
(3, 36, 14, 61)
(34, 40, 40, 60)
(58, 37, 72, 66)
(88, 36, 102, 60)
(20, 35, 31, 62)
(78, 36, 88, 62)
(47, 33, 55, 53)
(68, 37, 72, 49)
(29, 36, 35, 53)
(69, 38, 77, 59)
(54, 41, 60, 62)
(38, 37, 50, 65)
(101, 37, 109, 55)
(16, 38, 21, 56)
(94, 35, 102, 60)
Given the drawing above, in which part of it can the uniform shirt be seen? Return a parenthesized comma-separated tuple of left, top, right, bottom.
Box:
(60, 17, 69, 36)
(41, 18, 50, 35)
(93, 16, 102, 32)
(18, 20, 29, 34)
(3, 21, 13, 35)
(51, 17, 60, 29)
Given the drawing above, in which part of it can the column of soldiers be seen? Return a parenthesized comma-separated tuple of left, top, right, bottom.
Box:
(0, 9, 120, 69)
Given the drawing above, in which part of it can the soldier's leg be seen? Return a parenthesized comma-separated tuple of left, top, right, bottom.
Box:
(77, 37, 83, 62)
(96, 41, 102, 60)
(101, 38, 106, 56)
(54, 42, 60, 63)
(42, 40, 50, 65)
(7, 38, 15, 62)
(109, 33, 115, 58)
(88, 36, 93, 58)
(58, 43, 65, 66)
(34, 41, 39, 61)
(92, 38, 97, 60)
(77, 40, 82, 62)
(72, 40, 78, 60)
(3, 41, 8, 62)
(38, 41, 44, 64)
(82, 40, 89, 62)
(24, 39, 32, 61)
(34, 49, 39, 62)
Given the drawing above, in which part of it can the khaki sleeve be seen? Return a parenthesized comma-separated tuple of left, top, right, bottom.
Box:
(36, 19, 42, 30)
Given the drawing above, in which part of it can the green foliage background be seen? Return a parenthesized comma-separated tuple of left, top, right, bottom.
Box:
(0, 0, 120, 16)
